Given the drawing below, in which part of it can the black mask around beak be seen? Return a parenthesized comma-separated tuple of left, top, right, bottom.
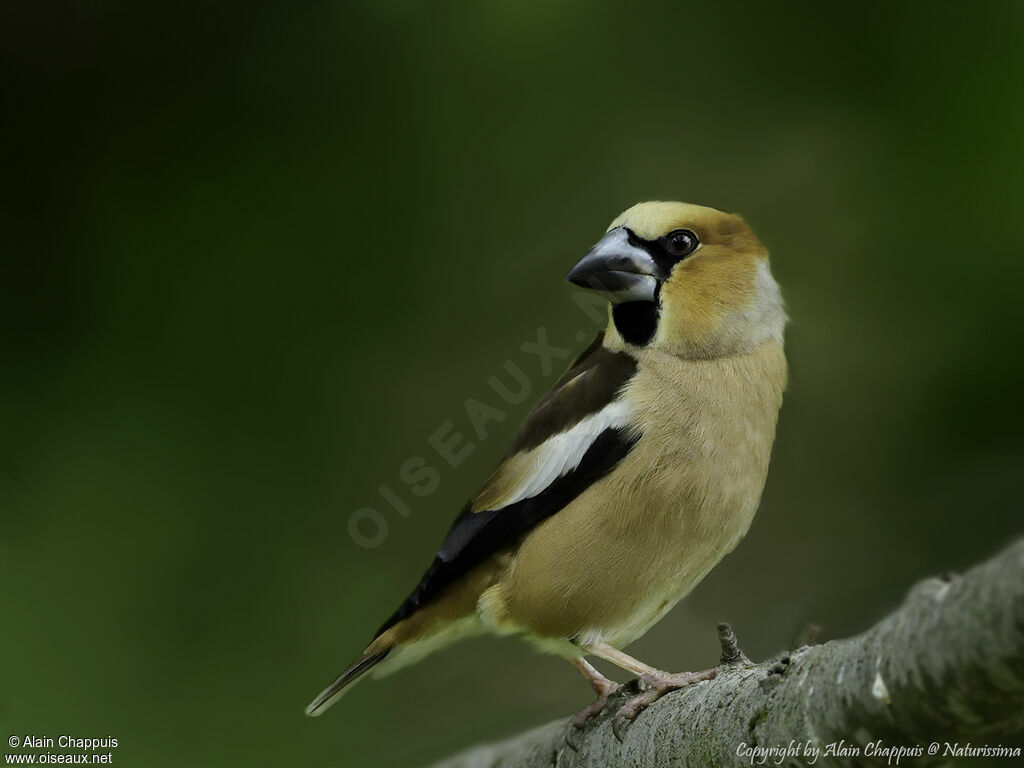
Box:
(565, 227, 660, 303)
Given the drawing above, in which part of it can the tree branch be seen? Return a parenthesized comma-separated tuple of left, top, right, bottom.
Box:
(431, 539, 1024, 768)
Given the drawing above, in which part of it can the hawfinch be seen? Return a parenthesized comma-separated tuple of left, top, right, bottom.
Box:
(307, 201, 787, 740)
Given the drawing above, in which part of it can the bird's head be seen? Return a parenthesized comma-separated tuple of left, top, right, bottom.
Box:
(567, 201, 785, 358)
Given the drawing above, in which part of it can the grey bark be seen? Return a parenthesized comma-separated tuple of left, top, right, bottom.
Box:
(431, 539, 1024, 768)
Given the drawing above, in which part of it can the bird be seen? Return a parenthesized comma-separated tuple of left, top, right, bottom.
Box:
(306, 201, 787, 742)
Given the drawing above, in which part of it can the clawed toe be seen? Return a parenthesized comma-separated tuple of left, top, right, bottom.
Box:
(611, 668, 718, 742)
(564, 706, 598, 751)
(564, 720, 584, 752)
(564, 686, 618, 751)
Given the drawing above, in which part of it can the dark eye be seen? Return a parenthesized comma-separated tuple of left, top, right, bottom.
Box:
(664, 229, 699, 257)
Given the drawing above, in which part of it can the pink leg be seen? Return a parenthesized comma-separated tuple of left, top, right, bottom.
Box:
(584, 642, 717, 742)
(564, 656, 619, 749)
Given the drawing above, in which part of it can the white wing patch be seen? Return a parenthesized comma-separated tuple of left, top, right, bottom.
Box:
(493, 399, 633, 510)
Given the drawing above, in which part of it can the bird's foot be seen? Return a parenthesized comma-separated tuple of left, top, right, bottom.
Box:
(611, 667, 718, 742)
(564, 680, 619, 751)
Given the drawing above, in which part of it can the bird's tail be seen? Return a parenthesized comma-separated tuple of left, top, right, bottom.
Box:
(305, 644, 392, 717)
(306, 595, 487, 716)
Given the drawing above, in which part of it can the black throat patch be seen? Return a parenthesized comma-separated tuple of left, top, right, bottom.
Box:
(612, 295, 659, 346)
(612, 228, 675, 347)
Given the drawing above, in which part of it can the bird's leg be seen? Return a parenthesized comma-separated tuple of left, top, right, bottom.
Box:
(583, 642, 717, 742)
(564, 656, 619, 750)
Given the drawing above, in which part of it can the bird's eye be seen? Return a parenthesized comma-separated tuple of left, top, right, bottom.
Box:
(664, 229, 699, 257)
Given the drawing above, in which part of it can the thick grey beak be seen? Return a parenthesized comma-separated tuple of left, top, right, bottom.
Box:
(566, 227, 659, 303)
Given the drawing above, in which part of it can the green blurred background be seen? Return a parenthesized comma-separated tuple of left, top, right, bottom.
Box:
(2, 2, 1022, 766)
